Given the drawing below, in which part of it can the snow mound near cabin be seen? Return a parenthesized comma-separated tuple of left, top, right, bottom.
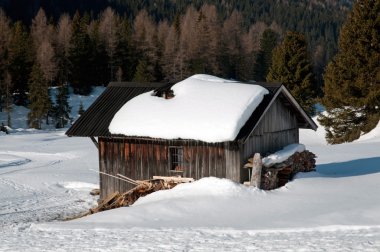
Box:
(134, 177, 254, 206)
(109, 74, 269, 142)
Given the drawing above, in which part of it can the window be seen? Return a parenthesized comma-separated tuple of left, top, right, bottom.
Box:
(169, 147, 184, 172)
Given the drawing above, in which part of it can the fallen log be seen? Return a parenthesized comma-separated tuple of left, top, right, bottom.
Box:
(77, 177, 194, 218)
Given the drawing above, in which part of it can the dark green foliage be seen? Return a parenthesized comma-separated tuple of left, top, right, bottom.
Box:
(319, 0, 380, 144)
(114, 19, 136, 81)
(28, 63, 51, 129)
(253, 29, 278, 81)
(267, 31, 316, 115)
(8, 21, 32, 105)
(69, 12, 93, 95)
(54, 84, 71, 128)
(133, 59, 155, 82)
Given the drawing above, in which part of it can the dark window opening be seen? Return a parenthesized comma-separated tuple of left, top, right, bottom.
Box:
(169, 147, 184, 172)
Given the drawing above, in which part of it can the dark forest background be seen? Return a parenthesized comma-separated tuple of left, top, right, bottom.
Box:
(0, 0, 354, 129)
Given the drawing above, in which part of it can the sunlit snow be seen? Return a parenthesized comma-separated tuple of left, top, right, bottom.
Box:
(109, 74, 269, 142)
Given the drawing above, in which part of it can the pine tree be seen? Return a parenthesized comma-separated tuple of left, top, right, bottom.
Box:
(8, 21, 32, 105)
(28, 63, 51, 129)
(54, 84, 71, 128)
(115, 18, 135, 81)
(267, 31, 316, 115)
(319, 0, 380, 144)
(253, 29, 278, 81)
(133, 59, 155, 82)
(69, 12, 93, 95)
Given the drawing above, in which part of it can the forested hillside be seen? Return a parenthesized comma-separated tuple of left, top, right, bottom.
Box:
(0, 0, 351, 68)
(0, 0, 353, 130)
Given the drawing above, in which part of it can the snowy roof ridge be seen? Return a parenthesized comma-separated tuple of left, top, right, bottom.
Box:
(109, 74, 269, 143)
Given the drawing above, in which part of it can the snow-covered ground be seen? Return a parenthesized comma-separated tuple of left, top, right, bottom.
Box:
(1, 89, 380, 251)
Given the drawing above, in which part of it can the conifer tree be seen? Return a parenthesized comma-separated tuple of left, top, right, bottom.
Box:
(115, 18, 135, 81)
(8, 21, 32, 105)
(69, 12, 93, 94)
(54, 84, 71, 128)
(267, 31, 316, 115)
(28, 63, 51, 129)
(133, 59, 154, 82)
(253, 29, 278, 81)
(319, 0, 380, 144)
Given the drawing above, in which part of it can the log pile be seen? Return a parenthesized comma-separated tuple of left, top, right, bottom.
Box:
(85, 176, 194, 216)
(244, 150, 316, 190)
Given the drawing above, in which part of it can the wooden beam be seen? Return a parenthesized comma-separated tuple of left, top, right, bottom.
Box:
(91, 136, 99, 149)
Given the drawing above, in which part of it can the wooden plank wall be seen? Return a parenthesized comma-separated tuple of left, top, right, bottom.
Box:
(98, 138, 240, 199)
(240, 98, 299, 182)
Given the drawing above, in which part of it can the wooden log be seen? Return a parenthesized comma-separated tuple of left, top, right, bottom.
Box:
(117, 173, 148, 186)
(152, 176, 194, 183)
(250, 153, 262, 189)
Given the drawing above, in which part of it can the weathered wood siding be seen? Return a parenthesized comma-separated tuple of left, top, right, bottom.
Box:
(98, 138, 240, 199)
(240, 97, 299, 182)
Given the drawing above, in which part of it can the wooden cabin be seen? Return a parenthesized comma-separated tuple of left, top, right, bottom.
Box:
(66, 78, 317, 199)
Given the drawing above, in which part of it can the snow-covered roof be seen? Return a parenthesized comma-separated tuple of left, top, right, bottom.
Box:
(109, 74, 269, 142)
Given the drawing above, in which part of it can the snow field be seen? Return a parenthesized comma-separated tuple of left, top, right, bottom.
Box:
(1, 85, 380, 251)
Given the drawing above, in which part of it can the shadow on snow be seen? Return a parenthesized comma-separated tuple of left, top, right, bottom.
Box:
(299, 157, 380, 179)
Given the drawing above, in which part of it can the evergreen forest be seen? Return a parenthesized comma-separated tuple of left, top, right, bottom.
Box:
(0, 0, 379, 144)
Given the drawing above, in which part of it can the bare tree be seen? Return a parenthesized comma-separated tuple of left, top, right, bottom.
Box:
(31, 8, 54, 46)
(31, 8, 57, 85)
(132, 10, 158, 81)
(243, 21, 268, 55)
(36, 40, 57, 83)
(194, 4, 222, 75)
(99, 7, 119, 81)
(162, 16, 184, 82)
(221, 10, 245, 79)
(56, 14, 72, 83)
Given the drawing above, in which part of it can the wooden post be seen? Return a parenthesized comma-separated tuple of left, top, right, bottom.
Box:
(250, 153, 262, 188)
